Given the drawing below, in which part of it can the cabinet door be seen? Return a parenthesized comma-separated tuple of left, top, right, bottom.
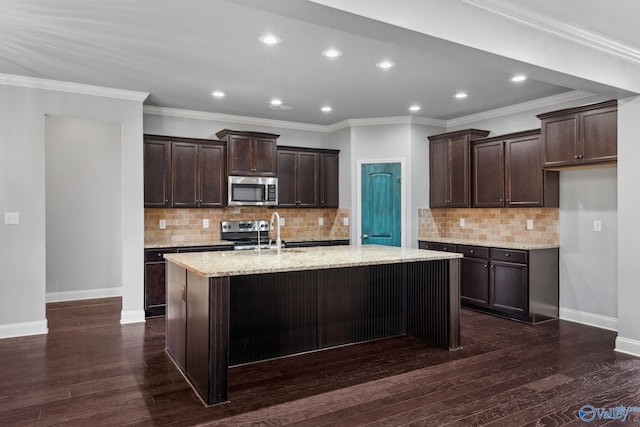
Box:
(320, 153, 339, 208)
(448, 135, 470, 208)
(297, 152, 319, 207)
(460, 258, 490, 307)
(429, 139, 449, 208)
(490, 261, 527, 315)
(198, 144, 226, 207)
(542, 114, 579, 167)
(145, 262, 166, 317)
(227, 135, 254, 175)
(171, 142, 199, 207)
(473, 140, 504, 207)
(144, 140, 170, 207)
(505, 135, 543, 207)
(580, 106, 617, 164)
(277, 150, 298, 207)
(252, 137, 277, 176)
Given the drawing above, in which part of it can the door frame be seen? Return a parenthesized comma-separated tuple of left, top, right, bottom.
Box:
(356, 159, 406, 247)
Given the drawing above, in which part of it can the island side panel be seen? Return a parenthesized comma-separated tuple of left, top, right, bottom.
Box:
(166, 261, 186, 369)
(406, 259, 461, 350)
(185, 272, 229, 406)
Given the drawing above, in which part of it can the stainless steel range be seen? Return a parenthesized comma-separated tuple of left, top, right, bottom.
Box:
(221, 220, 273, 250)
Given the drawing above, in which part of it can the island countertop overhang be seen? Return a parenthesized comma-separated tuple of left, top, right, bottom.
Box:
(164, 244, 462, 278)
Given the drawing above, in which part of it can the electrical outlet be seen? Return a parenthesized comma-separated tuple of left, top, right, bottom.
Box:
(203, 219, 210, 228)
(459, 218, 465, 227)
(318, 217, 324, 226)
(159, 219, 166, 229)
(526, 219, 534, 230)
(4, 212, 19, 225)
(279, 218, 285, 226)
(343, 217, 349, 226)
(594, 220, 602, 232)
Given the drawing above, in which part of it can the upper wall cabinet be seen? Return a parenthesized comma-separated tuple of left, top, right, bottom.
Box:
(472, 129, 559, 208)
(144, 135, 226, 208)
(216, 129, 278, 177)
(428, 129, 490, 208)
(277, 146, 340, 208)
(537, 100, 617, 169)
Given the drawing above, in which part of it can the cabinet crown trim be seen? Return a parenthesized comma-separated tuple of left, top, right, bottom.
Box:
(536, 99, 617, 119)
(215, 129, 280, 139)
(428, 129, 490, 141)
(471, 129, 540, 144)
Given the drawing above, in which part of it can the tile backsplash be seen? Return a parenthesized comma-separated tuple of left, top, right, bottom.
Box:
(145, 207, 350, 246)
(418, 207, 559, 245)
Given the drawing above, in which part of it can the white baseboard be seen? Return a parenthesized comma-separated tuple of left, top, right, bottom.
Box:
(0, 320, 48, 339)
(120, 309, 146, 324)
(559, 307, 618, 331)
(46, 287, 123, 303)
(615, 336, 640, 358)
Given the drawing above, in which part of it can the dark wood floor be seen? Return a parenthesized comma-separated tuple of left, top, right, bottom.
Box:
(1, 298, 638, 426)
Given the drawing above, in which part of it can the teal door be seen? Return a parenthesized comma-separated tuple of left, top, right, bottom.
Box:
(361, 163, 401, 246)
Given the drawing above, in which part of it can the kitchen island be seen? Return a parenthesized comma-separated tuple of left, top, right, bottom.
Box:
(164, 245, 462, 406)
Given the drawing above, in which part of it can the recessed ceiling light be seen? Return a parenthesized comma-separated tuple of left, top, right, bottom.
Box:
(511, 75, 527, 82)
(211, 91, 225, 98)
(259, 34, 281, 45)
(270, 98, 283, 106)
(455, 92, 468, 99)
(409, 105, 421, 112)
(321, 106, 332, 112)
(376, 60, 395, 70)
(322, 49, 342, 58)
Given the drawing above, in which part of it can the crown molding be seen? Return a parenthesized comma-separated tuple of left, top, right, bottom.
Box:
(0, 73, 149, 102)
(446, 90, 595, 128)
(462, 0, 640, 65)
(143, 105, 329, 133)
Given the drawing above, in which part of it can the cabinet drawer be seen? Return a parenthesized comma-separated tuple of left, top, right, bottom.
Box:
(457, 245, 489, 259)
(144, 248, 177, 262)
(177, 245, 234, 253)
(421, 242, 456, 252)
(490, 248, 527, 264)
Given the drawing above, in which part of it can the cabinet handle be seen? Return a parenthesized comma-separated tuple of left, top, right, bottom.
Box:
(579, 154, 584, 159)
(483, 264, 488, 268)
(506, 253, 510, 257)
(443, 247, 448, 251)
(470, 249, 474, 254)
(499, 198, 503, 202)
(574, 155, 579, 159)
(181, 286, 186, 302)
(490, 265, 495, 269)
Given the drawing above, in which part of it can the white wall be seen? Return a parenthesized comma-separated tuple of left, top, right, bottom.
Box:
(559, 168, 617, 324)
(0, 82, 145, 338)
(616, 96, 640, 355)
(45, 117, 123, 301)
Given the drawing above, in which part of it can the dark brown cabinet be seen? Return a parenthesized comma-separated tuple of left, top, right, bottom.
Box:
(428, 129, 490, 208)
(320, 152, 339, 208)
(216, 129, 278, 177)
(419, 240, 558, 323)
(171, 142, 226, 208)
(144, 244, 234, 318)
(472, 130, 559, 208)
(277, 146, 340, 208)
(538, 100, 617, 168)
(144, 138, 171, 208)
(144, 135, 226, 208)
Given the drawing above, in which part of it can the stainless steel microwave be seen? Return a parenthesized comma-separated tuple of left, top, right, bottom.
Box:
(228, 176, 278, 206)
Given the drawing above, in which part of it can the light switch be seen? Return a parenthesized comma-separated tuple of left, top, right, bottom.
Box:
(594, 220, 602, 232)
(203, 219, 210, 228)
(459, 218, 465, 227)
(159, 219, 166, 229)
(318, 217, 324, 226)
(279, 218, 285, 226)
(526, 219, 534, 230)
(343, 217, 349, 226)
(4, 212, 19, 225)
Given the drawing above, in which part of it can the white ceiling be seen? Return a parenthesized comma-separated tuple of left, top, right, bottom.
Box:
(1, 0, 638, 126)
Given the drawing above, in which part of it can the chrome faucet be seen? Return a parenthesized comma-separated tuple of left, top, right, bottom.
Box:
(269, 211, 282, 253)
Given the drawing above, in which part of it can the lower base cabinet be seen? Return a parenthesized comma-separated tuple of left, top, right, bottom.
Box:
(420, 241, 558, 322)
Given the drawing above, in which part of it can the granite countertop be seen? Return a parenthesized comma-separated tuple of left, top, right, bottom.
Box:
(144, 240, 233, 249)
(421, 237, 559, 250)
(164, 244, 462, 278)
